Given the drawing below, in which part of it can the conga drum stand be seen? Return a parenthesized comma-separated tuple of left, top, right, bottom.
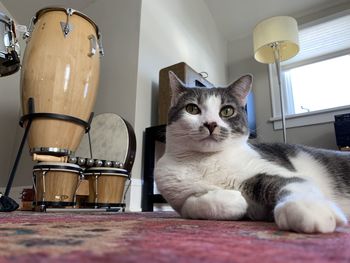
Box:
(0, 98, 35, 212)
(0, 98, 93, 212)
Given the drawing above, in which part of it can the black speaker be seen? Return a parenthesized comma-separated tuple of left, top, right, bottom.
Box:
(334, 113, 350, 148)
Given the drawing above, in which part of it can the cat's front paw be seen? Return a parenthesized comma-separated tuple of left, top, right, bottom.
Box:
(181, 189, 248, 220)
(274, 197, 347, 233)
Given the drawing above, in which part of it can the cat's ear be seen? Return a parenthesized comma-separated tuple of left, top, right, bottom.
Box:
(227, 74, 253, 106)
(169, 71, 187, 106)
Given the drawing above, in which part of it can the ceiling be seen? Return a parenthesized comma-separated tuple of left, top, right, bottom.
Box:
(0, 0, 96, 24)
(1, 0, 349, 42)
(203, 0, 350, 42)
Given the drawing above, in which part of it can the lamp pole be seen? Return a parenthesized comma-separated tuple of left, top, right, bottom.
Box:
(272, 42, 287, 143)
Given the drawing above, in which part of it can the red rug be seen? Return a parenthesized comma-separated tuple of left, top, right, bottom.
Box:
(0, 211, 349, 263)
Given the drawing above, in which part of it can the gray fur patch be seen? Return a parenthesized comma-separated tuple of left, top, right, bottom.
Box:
(239, 173, 304, 220)
(252, 143, 298, 172)
(301, 146, 350, 195)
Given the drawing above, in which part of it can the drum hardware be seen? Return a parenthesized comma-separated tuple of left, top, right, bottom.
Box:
(20, 108, 94, 156)
(20, 112, 93, 132)
(67, 156, 124, 169)
(23, 7, 104, 56)
(23, 16, 34, 39)
(61, 8, 74, 37)
(97, 36, 104, 56)
(0, 98, 34, 212)
(0, 11, 20, 76)
(77, 157, 86, 166)
(95, 160, 103, 167)
(88, 35, 97, 57)
(2, 19, 20, 67)
(2, 50, 20, 67)
(0, 96, 92, 212)
(104, 160, 112, 167)
(86, 158, 95, 167)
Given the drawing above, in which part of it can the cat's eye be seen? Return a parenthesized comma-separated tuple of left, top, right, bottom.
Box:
(185, 104, 201, 115)
(220, 106, 235, 118)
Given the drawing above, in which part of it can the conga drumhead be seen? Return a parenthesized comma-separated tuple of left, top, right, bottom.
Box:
(75, 113, 136, 172)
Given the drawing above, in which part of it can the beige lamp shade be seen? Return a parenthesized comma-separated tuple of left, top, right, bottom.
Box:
(253, 16, 299, 64)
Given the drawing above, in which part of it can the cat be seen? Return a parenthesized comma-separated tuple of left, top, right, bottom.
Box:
(154, 71, 350, 234)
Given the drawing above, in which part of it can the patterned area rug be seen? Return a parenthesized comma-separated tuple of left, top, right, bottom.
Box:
(0, 211, 349, 263)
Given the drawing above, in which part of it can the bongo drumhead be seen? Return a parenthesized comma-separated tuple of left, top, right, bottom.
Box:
(75, 113, 136, 172)
(84, 167, 129, 177)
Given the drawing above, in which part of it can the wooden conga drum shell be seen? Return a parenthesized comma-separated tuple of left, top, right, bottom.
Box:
(20, 8, 101, 154)
(33, 162, 82, 206)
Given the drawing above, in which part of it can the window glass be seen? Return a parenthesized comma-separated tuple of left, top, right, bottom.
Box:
(285, 54, 350, 114)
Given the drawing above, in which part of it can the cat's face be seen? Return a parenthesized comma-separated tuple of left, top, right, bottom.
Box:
(167, 71, 252, 153)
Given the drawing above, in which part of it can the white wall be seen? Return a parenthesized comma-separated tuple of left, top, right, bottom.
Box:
(131, 0, 228, 211)
(83, 0, 142, 124)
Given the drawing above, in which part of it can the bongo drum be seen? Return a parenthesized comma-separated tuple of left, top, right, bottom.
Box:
(20, 7, 104, 156)
(75, 113, 136, 172)
(33, 162, 82, 208)
(0, 11, 20, 76)
(84, 167, 129, 208)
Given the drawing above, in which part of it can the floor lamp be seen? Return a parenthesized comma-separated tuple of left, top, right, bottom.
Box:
(253, 16, 299, 143)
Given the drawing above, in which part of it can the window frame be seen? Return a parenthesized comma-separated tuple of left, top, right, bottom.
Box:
(269, 10, 350, 130)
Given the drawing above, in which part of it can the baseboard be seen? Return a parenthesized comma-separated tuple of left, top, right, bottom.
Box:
(126, 178, 142, 212)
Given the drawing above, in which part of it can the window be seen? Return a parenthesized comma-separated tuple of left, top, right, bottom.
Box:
(269, 10, 350, 129)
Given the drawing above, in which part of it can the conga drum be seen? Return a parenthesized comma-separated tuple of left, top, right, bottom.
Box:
(0, 11, 20, 76)
(20, 7, 103, 156)
(84, 167, 129, 208)
(33, 162, 82, 208)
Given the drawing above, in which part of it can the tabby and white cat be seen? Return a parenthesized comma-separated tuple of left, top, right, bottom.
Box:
(155, 71, 350, 233)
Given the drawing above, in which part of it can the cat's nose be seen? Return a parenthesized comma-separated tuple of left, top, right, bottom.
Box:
(203, 122, 217, 134)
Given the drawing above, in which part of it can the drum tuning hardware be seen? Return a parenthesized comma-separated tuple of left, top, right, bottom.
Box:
(23, 16, 35, 40)
(86, 158, 95, 167)
(97, 34, 104, 56)
(104, 160, 113, 167)
(88, 35, 97, 57)
(68, 156, 77, 164)
(61, 8, 75, 37)
(77, 157, 86, 166)
(95, 160, 103, 167)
